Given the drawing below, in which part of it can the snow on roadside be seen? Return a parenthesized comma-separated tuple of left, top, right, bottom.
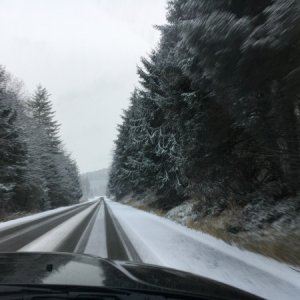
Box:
(106, 199, 300, 300)
(87, 196, 101, 202)
(0, 200, 96, 231)
(165, 200, 196, 225)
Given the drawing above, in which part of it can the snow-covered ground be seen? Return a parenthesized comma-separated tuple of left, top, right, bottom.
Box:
(87, 196, 101, 202)
(106, 199, 300, 300)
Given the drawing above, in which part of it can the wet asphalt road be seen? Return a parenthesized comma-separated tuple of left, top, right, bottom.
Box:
(0, 199, 139, 262)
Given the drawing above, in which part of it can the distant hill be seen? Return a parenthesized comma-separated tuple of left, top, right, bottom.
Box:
(80, 168, 109, 200)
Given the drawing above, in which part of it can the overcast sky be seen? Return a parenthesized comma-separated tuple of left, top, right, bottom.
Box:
(0, 0, 167, 173)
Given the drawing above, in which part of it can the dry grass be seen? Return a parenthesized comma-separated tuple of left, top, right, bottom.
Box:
(187, 217, 300, 267)
(0, 211, 35, 222)
(241, 232, 300, 266)
(186, 217, 233, 241)
(134, 204, 166, 216)
(122, 197, 300, 267)
(123, 199, 166, 216)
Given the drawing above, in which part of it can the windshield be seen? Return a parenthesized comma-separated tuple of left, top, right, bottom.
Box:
(0, 1, 299, 300)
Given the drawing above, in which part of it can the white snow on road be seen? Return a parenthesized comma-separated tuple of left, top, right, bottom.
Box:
(84, 201, 107, 258)
(0, 200, 96, 231)
(19, 202, 98, 252)
(106, 199, 300, 300)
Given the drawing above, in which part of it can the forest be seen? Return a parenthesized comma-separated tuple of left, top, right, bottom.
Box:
(108, 0, 300, 234)
(0, 67, 82, 218)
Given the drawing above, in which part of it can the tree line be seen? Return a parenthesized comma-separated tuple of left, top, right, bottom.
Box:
(0, 67, 82, 217)
(108, 0, 300, 213)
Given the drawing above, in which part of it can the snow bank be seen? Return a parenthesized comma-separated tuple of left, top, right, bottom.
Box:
(106, 199, 300, 300)
(165, 200, 196, 225)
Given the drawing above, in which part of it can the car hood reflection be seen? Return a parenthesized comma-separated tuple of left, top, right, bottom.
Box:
(0, 252, 261, 299)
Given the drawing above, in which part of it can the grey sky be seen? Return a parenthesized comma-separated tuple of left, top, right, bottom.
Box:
(0, 0, 167, 173)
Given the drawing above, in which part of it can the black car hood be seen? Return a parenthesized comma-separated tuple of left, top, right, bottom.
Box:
(0, 252, 261, 299)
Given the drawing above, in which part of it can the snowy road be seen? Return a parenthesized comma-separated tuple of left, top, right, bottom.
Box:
(0, 201, 95, 252)
(0, 198, 299, 300)
(0, 198, 138, 259)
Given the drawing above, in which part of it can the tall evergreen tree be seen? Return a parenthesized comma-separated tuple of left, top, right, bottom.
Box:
(28, 85, 61, 151)
(0, 68, 81, 216)
(109, 0, 300, 214)
(28, 85, 82, 208)
(0, 67, 27, 216)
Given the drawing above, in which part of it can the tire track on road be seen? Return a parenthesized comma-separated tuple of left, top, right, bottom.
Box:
(0, 202, 95, 252)
(103, 200, 141, 262)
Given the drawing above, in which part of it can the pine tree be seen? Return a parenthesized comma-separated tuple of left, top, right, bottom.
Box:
(14, 101, 50, 212)
(109, 0, 300, 213)
(28, 85, 61, 151)
(0, 67, 27, 216)
(28, 85, 82, 208)
(0, 68, 81, 216)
